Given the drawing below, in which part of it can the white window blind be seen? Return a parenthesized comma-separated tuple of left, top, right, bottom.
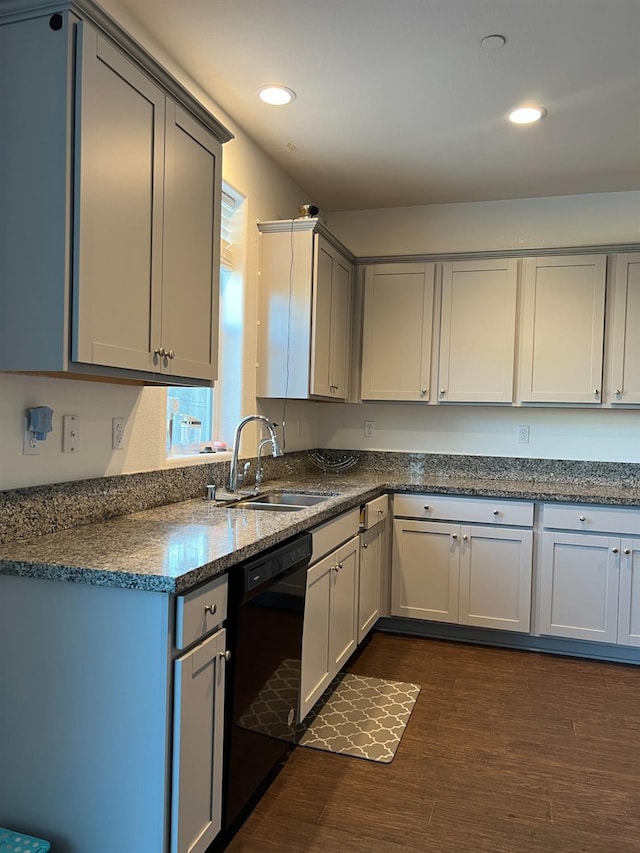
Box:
(221, 189, 236, 270)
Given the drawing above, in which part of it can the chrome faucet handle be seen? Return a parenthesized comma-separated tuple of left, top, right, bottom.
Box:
(237, 460, 251, 486)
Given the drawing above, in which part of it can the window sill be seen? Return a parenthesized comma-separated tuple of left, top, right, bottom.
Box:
(165, 451, 231, 467)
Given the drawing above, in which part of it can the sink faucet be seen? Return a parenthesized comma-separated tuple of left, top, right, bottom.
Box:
(228, 415, 283, 493)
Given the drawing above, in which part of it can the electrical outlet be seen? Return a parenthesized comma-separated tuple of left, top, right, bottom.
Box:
(517, 424, 530, 444)
(23, 418, 40, 455)
(364, 420, 375, 437)
(62, 415, 80, 453)
(112, 418, 125, 450)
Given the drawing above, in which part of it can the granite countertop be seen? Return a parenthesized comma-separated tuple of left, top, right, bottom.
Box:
(2, 470, 640, 593)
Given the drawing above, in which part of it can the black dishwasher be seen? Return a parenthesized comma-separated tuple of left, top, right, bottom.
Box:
(220, 532, 313, 839)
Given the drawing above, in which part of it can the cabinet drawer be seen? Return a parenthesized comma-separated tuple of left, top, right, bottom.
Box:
(360, 494, 389, 530)
(393, 493, 534, 527)
(175, 574, 228, 650)
(543, 503, 640, 535)
(311, 507, 360, 564)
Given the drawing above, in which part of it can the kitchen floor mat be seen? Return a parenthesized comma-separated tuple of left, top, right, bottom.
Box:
(238, 660, 420, 763)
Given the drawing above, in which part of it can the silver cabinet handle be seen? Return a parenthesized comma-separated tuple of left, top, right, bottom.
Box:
(624, 548, 631, 555)
(220, 650, 231, 662)
(378, 508, 384, 514)
(439, 389, 446, 396)
(492, 509, 499, 516)
(168, 349, 175, 359)
(594, 389, 600, 396)
(204, 603, 217, 615)
(154, 347, 166, 358)
(579, 516, 586, 522)
(423, 505, 430, 511)
(612, 547, 619, 554)
(462, 534, 469, 541)
(420, 388, 428, 397)
(362, 543, 368, 550)
(451, 534, 458, 540)
(616, 389, 622, 397)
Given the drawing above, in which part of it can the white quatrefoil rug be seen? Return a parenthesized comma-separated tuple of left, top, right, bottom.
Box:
(238, 659, 420, 763)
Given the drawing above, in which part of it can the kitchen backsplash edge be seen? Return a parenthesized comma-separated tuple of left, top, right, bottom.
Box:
(1, 450, 638, 545)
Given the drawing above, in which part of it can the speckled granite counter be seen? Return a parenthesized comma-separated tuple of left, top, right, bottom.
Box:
(3, 456, 640, 592)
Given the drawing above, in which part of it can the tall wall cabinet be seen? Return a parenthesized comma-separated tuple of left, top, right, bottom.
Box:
(0, 1, 232, 385)
(257, 219, 354, 400)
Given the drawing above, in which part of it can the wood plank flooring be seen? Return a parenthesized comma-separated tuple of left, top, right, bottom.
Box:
(224, 633, 640, 852)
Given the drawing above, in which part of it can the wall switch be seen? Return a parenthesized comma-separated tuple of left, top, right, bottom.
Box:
(517, 424, 530, 444)
(23, 418, 40, 455)
(62, 415, 80, 453)
(112, 417, 125, 450)
(364, 420, 375, 437)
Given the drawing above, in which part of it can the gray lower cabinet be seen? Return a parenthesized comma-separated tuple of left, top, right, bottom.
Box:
(0, 2, 230, 385)
(0, 573, 228, 853)
(538, 503, 640, 646)
(391, 495, 534, 633)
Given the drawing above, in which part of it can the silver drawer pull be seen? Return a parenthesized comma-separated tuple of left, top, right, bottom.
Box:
(220, 650, 231, 662)
(424, 505, 430, 511)
(378, 508, 384, 514)
(492, 509, 499, 516)
(204, 603, 217, 615)
(362, 543, 368, 550)
(451, 534, 458, 540)
(579, 516, 586, 522)
(612, 547, 619, 554)
(462, 534, 468, 541)
(624, 548, 631, 555)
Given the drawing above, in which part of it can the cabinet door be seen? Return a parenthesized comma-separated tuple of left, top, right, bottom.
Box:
(300, 552, 333, 721)
(458, 526, 532, 632)
(609, 254, 640, 404)
(72, 24, 164, 372)
(310, 236, 352, 399)
(391, 519, 459, 622)
(328, 248, 353, 399)
(539, 531, 619, 643)
(519, 255, 606, 403)
(331, 536, 359, 672)
(617, 538, 640, 646)
(358, 523, 383, 642)
(439, 259, 517, 403)
(361, 263, 435, 401)
(162, 103, 221, 382)
(171, 627, 226, 853)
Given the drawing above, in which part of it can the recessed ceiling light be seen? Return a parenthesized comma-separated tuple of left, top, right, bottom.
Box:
(509, 105, 546, 124)
(258, 85, 296, 106)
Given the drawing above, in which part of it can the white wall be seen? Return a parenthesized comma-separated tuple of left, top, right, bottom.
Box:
(325, 191, 640, 257)
(317, 192, 640, 464)
(318, 402, 640, 463)
(3, 11, 639, 490)
(0, 4, 320, 491)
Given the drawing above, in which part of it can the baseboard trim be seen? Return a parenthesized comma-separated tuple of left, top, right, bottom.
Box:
(375, 617, 640, 666)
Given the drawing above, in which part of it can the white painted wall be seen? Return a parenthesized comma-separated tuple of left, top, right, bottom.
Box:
(318, 402, 640, 463)
(2, 8, 639, 491)
(317, 192, 640, 464)
(0, 3, 320, 491)
(325, 191, 640, 257)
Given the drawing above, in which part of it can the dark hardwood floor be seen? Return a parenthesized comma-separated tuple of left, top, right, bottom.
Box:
(225, 632, 640, 852)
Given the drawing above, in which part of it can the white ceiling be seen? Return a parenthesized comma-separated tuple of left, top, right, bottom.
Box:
(108, 0, 640, 212)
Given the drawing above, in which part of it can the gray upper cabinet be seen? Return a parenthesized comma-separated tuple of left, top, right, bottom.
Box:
(438, 258, 518, 403)
(518, 255, 606, 404)
(256, 219, 354, 400)
(0, 2, 230, 385)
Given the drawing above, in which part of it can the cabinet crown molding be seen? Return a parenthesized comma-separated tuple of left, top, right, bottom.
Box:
(1, 0, 233, 144)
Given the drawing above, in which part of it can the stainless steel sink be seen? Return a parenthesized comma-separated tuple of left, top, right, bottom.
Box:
(230, 492, 333, 511)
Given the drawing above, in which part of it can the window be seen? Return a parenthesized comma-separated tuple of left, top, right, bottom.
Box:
(166, 184, 245, 457)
